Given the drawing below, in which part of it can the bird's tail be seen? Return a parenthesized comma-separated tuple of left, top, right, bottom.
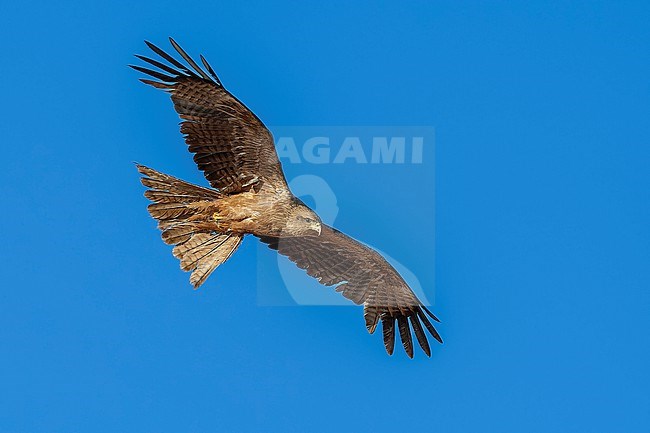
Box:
(136, 164, 243, 288)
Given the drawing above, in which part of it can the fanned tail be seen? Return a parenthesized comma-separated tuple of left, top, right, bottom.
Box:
(136, 164, 243, 288)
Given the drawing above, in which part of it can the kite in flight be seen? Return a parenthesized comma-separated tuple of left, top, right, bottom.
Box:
(131, 38, 442, 357)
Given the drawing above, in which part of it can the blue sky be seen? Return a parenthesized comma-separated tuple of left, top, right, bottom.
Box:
(1, 1, 649, 432)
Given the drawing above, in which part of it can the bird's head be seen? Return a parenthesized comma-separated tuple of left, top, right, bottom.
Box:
(284, 204, 322, 237)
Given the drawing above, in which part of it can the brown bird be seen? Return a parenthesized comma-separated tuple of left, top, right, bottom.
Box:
(131, 38, 442, 357)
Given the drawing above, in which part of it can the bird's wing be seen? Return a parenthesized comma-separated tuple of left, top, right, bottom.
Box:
(258, 225, 442, 358)
(131, 38, 288, 194)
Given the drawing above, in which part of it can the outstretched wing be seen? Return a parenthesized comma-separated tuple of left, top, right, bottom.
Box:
(258, 225, 442, 358)
(130, 38, 288, 195)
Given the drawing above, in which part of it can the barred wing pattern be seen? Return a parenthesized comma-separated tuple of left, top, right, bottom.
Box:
(259, 225, 442, 357)
(131, 38, 288, 194)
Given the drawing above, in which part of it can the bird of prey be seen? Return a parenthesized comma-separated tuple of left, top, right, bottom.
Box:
(131, 38, 442, 357)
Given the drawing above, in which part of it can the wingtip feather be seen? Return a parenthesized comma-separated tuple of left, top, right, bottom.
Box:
(138, 78, 172, 89)
(382, 316, 395, 356)
(417, 308, 443, 344)
(422, 305, 441, 322)
(144, 38, 197, 77)
(397, 316, 414, 358)
(409, 315, 432, 357)
(168, 37, 212, 81)
(200, 54, 222, 86)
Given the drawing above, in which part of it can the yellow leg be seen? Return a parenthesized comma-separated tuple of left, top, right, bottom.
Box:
(211, 211, 228, 231)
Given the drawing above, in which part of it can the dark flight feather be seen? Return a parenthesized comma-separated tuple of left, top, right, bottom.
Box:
(382, 316, 396, 355)
(144, 40, 197, 77)
(417, 309, 443, 344)
(139, 78, 172, 89)
(169, 37, 212, 81)
(129, 65, 176, 82)
(200, 54, 222, 85)
(422, 305, 441, 322)
(410, 315, 431, 356)
(397, 316, 414, 358)
(134, 54, 181, 76)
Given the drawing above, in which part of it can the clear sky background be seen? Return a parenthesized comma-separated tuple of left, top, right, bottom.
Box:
(1, 1, 649, 432)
